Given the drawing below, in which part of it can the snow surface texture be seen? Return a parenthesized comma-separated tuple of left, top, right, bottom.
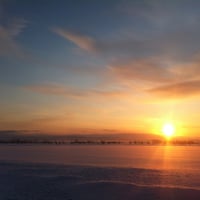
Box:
(0, 162, 200, 200)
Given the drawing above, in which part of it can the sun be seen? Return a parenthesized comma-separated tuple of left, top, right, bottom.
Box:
(162, 123, 175, 139)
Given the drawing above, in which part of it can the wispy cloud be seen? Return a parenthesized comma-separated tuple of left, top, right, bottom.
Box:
(52, 27, 150, 57)
(52, 28, 97, 53)
(109, 58, 176, 83)
(52, 25, 200, 65)
(7, 18, 27, 36)
(0, 18, 27, 58)
(148, 80, 200, 98)
(169, 56, 200, 80)
(52, 0, 200, 63)
(24, 84, 130, 99)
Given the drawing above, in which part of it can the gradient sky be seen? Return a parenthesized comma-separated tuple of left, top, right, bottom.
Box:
(1, 0, 200, 136)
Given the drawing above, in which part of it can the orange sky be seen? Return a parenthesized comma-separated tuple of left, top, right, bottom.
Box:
(1, 1, 200, 138)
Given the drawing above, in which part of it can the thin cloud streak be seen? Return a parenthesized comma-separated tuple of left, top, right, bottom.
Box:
(52, 28, 97, 53)
(24, 84, 131, 99)
(109, 58, 176, 83)
(148, 80, 200, 98)
(52, 27, 153, 57)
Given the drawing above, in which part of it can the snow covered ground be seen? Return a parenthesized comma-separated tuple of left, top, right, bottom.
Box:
(0, 162, 200, 200)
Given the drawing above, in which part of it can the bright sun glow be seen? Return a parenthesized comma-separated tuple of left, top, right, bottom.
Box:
(162, 123, 175, 138)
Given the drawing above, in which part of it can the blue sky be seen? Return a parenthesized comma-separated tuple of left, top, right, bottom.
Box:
(1, 0, 200, 135)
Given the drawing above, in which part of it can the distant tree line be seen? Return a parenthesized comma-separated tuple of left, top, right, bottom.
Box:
(0, 138, 199, 146)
